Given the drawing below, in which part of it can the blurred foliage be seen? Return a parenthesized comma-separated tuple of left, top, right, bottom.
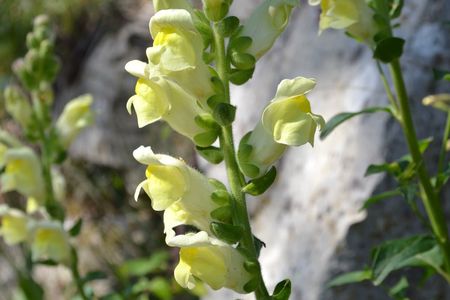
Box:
(0, 0, 111, 82)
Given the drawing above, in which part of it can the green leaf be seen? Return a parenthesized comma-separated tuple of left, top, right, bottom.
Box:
(229, 68, 254, 85)
(194, 114, 219, 130)
(243, 277, 258, 293)
(373, 37, 405, 63)
(388, 0, 404, 19)
(131, 277, 172, 300)
(194, 130, 219, 147)
(320, 107, 391, 139)
(118, 251, 169, 279)
(228, 36, 252, 52)
(81, 271, 107, 284)
(433, 68, 450, 82)
(18, 273, 44, 300)
(361, 189, 402, 210)
(326, 270, 372, 288)
(211, 189, 232, 205)
(253, 235, 266, 258)
(242, 166, 277, 196)
(213, 103, 236, 126)
(243, 260, 260, 274)
(196, 145, 224, 164)
(206, 94, 226, 110)
(388, 277, 409, 300)
(231, 51, 256, 70)
(69, 218, 83, 237)
(210, 205, 232, 223)
(219, 16, 240, 37)
(210, 222, 243, 244)
(371, 235, 437, 285)
(210, 76, 225, 94)
(272, 279, 291, 300)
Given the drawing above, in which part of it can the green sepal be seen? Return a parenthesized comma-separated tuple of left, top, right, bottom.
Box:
(195, 114, 220, 130)
(373, 37, 405, 63)
(253, 235, 266, 258)
(196, 145, 224, 164)
(238, 131, 252, 159)
(243, 260, 260, 274)
(272, 279, 291, 300)
(192, 10, 213, 47)
(210, 76, 225, 94)
(208, 178, 227, 191)
(229, 68, 254, 85)
(231, 51, 256, 70)
(194, 130, 219, 147)
(68, 218, 83, 237)
(211, 189, 231, 206)
(229, 36, 252, 53)
(213, 103, 236, 126)
(241, 163, 260, 179)
(207, 94, 226, 109)
(243, 277, 258, 293)
(210, 205, 232, 223)
(242, 166, 277, 196)
(219, 16, 240, 37)
(203, 51, 215, 64)
(210, 222, 243, 244)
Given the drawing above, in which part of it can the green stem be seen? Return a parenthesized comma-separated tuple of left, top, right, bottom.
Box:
(437, 111, 450, 186)
(376, 61, 400, 116)
(70, 247, 89, 300)
(388, 59, 450, 273)
(213, 21, 270, 299)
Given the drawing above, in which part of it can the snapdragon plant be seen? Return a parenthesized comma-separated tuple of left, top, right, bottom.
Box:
(125, 0, 325, 299)
(309, 0, 450, 295)
(0, 15, 96, 299)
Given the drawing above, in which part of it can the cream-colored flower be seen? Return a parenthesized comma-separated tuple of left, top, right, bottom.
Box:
(239, 0, 299, 59)
(4, 86, 32, 129)
(126, 9, 214, 107)
(56, 94, 94, 148)
(311, 0, 377, 43)
(174, 240, 251, 293)
(238, 77, 324, 178)
(0, 206, 29, 245)
(30, 221, 71, 263)
(0, 147, 45, 202)
(133, 146, 221, 246)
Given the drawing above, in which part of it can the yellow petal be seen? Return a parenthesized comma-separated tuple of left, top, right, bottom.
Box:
(0, 208, 28, 245)
(30, 221, 71, 264)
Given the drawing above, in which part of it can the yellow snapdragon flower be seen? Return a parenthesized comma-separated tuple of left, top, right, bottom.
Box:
(0, 147, 46, 202)
(133, 146, 221, 246)
(239, 77, 324, 178)
(174, 240, 251, 293)
(310, 0, 377, 43)
(239, 0, 299, 59)
(56, 94, 94, 148)
(0, 206, 29, 245)
(30, 221, 71, 263)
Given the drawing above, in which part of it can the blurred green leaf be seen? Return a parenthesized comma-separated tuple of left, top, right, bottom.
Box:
(373, 37, 405, 63)
(272, 279, 291, 300)
(327, 270, 372, 288)
(131, 277, 172, 300)
(388, 277, 409, 300)
(118, 251, 169, 279)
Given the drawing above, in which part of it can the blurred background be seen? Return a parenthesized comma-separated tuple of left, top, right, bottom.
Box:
(1, 0, 450, 299)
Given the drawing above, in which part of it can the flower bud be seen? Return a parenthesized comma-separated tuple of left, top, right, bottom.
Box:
(133, 146, 222, 246)
(311, 0, 377, 44)
(0, 206, 29, 245)
(239, 0, 299, 59)
(4, 85, 32, 129)
(56, 94, 94, 148)
(174, 241, 252, 293)
(202, 0, 230, 22)
(238, 77, 324, 178)
(30, 221, 71, 264)
(0, 147, 45, 203)
(422, 94, 450, 112)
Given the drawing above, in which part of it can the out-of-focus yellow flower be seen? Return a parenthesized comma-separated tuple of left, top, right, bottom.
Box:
(0, 147, 45, 202)
(238, 77, 324, 178)
(30, 221, 70, 263)
(0, 206, 29, 245)
(153, 0, 192, 12)
(4, 86, 32, 129)
(239, 0, 299, 59)
(133, 146, 221, 246)
(0, 143, 7, 167)
(56, 94, 94, 148)
(310, 0, 377, 43)
(174, 240, 251, 293)
(423, 94, 450, 112)
(126, 9, 213, 106)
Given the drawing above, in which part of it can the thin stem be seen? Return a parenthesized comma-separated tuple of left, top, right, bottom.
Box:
(388, 59, 450, 273)
(213, 21, 270, 299)
(437, 111, 450, 184)
(376, 61, 400, 115)
(70, 247, 89, 300)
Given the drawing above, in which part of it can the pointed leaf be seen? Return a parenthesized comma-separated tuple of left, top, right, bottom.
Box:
(196, 145, 224, 164)
(326, 270, 372, 288)
(210, 222, 243, 244)
(373, 37, 405, 63)
(213, 103, 236, 126)
(69, 218, 83, 237)
(272, 279, 291, 300)
(242, 167, 277, 196)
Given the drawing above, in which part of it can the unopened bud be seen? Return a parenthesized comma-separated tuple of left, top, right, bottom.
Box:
(202, 0, 230, 22)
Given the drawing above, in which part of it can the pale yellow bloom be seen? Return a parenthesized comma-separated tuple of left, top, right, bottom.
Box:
(422, 94, 450, 112)
(153, 0, 192, 12)
(126, 9, 214, 106)
(0, 206, 29, 245)
(4, 86, 32, 129)
(133, 146, 221, 246)
(239, 0, 299, 59)
(174, 240, 251, 293)
(56, 94, 94, 148)
(30, 221, 71, 263)
(239, 77, 324, 178)
(311, 0, 377, 43)
(0, 147, 45, 202)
